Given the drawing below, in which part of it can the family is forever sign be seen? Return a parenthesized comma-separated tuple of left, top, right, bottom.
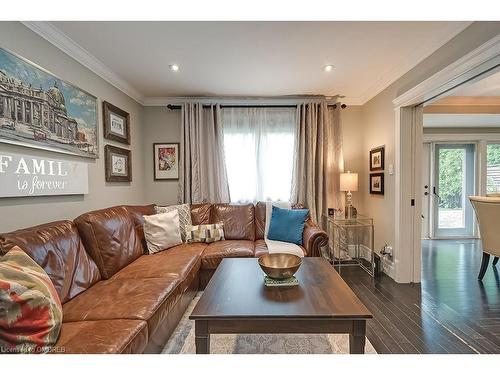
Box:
(0, 150, 89, 197)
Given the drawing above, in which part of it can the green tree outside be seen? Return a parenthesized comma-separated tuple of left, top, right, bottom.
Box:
(487, 144, 500, 193)
(438, 149, 464, 209)
(438, 144, 500, 209)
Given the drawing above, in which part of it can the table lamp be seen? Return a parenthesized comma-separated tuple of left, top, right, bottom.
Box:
(340, 171, 358, 219)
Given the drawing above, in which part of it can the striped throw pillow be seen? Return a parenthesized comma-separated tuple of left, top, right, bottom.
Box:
(186, 223, 225, 243)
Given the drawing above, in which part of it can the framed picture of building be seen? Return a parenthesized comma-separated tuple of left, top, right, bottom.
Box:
(369, 146, 385, 171)
(369, 172, 384, 195)
(105, 145, 131, 182)
(153, 142, 179, 180)
(103, 101, 130, 145)
(0, 47, 98, 158)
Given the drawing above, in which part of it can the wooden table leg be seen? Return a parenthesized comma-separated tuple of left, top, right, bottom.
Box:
(349, 320, 366, 354)
(195, 320, 210, 354)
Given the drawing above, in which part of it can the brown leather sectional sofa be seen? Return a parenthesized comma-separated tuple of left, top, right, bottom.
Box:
(0, 202, 327, 354)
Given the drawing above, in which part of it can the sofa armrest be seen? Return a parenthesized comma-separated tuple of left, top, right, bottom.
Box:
(302, 219, 328, 257)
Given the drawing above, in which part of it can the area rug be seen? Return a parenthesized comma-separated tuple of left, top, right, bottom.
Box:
(162, 293, 376, 354)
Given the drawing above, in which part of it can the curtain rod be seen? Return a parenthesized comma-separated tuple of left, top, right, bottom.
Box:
(166, 103, 347, 110)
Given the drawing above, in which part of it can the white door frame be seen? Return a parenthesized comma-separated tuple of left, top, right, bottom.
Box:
(392, 34, 500, 284)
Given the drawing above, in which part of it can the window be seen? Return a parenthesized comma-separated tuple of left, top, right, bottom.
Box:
(487, 143, 500, 194)
(222, 107, 296, 203)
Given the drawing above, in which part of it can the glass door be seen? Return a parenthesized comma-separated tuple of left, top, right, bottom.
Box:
(421, 143, 431, 238)
(433, 143, 475, 238)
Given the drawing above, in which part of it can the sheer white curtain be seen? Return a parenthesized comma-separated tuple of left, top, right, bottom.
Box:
(222, 107, 296, 203)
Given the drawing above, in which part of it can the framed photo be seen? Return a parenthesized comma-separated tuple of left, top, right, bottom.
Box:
(103, 101, 130, 145)
(0, 46, 98, 158)
(105, 145, 132, 182)
(369, 146, 385, 171)
(153, 142, 179, 180)
(369, 173, 384, 195)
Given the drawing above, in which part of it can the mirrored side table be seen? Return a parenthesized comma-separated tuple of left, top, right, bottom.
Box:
(322, 214, 375, 277)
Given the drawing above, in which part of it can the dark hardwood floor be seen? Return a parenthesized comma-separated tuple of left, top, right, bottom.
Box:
(341, 239, 500, 354)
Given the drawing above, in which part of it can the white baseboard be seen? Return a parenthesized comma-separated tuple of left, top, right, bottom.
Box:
(381, 255, 395, 279)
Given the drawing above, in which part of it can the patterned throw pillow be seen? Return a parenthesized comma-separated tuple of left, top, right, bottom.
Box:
(155, 204, 193, 242)
(0, 246, 62, 354)
(186, 223, 225, 244)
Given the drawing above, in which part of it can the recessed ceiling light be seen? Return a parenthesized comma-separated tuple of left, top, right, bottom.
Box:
(169, 64, 180, 72)
(324, 64, 335, 72)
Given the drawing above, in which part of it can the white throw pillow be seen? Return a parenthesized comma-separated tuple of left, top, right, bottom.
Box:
(143, 210, 182, 254)
(155, 204, 192, 242)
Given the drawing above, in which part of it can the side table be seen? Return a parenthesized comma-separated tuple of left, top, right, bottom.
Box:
(322, 214, 375, 277)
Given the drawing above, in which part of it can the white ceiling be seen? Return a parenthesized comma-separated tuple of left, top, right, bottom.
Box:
(41, 21, 470, 105)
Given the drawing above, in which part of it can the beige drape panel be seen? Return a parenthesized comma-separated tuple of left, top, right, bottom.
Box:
(178, 103, 230, 204)
(291, 102, 343, 225)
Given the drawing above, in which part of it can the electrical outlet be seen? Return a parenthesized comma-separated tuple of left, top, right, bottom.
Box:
(380, 244, 393, 257)
(385, 246, 393, 256)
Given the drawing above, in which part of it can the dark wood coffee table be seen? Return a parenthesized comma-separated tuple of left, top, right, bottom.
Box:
(190, 257, 372, 354)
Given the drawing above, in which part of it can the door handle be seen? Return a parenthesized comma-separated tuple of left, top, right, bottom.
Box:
(433, 187, 441, 200)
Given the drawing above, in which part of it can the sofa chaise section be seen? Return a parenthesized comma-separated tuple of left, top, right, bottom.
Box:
(0, 219, 148, 354)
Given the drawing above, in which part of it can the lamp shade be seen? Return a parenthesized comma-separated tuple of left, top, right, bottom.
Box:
(340, 171, 358, 192)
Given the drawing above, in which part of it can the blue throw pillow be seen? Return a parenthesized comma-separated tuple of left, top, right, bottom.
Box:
(267, 206, 309, 245)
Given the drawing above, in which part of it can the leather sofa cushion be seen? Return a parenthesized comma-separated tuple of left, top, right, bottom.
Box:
(254, 239, 269, 258)
(0, 220, 101, 303)
(112, 243, 207, 281)
(190, 203, 212, 225)
(125, 204, 156, 253)
(201, 240, 255, 269)
(254, 239, 306, 258)
(74, 206, 144, 279)
(54, 319, 148, 354)
(211, 204, 255, 241)
(254, 202, 267, 240)
(62, 277, 182, 336)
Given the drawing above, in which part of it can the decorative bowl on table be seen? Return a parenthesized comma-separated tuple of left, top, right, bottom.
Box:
(258, 253, 302, 280)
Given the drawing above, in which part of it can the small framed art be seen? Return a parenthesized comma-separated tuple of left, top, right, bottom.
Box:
(369, 173, 384, 195)
(153, 143, 180, 180)
(105, 145, 132, 182)
(369, 146, 385, 171)
(103, 101, 130, 145)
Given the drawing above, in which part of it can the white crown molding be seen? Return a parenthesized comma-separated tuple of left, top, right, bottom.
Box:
(341, 96, 364, 106)
(21, 21, 145, 105)
(393, 33, 500, 108)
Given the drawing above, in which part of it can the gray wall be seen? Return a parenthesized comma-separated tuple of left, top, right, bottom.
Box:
(340, 106, 365, 209)
(143, 106, 181, 205)
(0, 22, 146, 232)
